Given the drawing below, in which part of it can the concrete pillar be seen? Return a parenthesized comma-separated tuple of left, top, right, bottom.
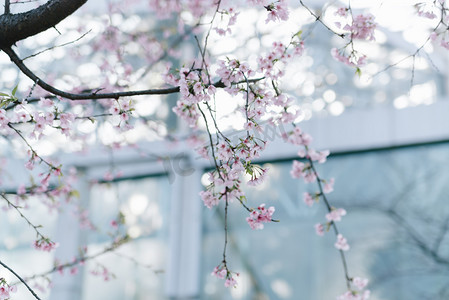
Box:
(165, 156, 203, 299)
(49, 168, 88, 300)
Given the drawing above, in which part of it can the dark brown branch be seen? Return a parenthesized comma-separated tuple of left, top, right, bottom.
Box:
(0, 0, 87, 46)
(1, 46, 182, 99)
(1, 46, 263, 101)
(0, 260, 42, 300)
(4, 0, 10, 15)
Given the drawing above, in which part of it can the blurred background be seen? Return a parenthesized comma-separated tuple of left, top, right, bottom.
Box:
(0, 0, 449, 299)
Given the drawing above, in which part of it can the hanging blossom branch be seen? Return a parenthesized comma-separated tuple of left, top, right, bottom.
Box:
(0, 260, 40, 300)
(19, 234, 130, 283)
(287, 130, 370, 299)
(7, 123, 59, 171)
(164, 15, 303, 287)
(0, 193, 58, 252)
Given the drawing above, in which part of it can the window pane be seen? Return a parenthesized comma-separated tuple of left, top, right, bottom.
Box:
(83, 176, 171, 300)
(201, 143, 449, 299)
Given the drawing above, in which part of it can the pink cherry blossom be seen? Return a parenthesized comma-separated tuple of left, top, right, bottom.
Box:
(290, 160, 305, 178)
(323, 178, 335, 194)
(335, 234, 350, 251)
(211, 266, 227, 279)
(337, 290, 371, 300)
(315, 223, 325, 236)
(345, 14, 376, 41)
(224, 276, 238, 288)
(0, 286, 10, 300)
(33, 238, 59, 252)
(326, 208, 347, 222)
(353, 277, 368, 291)
(335, 7, 348, 17)
(264, 0, 289, 23)
(246, 204, 275, 230)
(303, 192, 314, 206)
(200, 190, 220, 208)
(308, 149, 330, 163)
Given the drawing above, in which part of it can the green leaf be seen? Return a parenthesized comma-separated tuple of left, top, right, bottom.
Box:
(355, 67, 362, 77)
(0, 92, 10, 97)
(12, 84, 18, 96)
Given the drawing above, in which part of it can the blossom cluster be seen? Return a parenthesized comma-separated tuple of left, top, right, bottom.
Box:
(416, 2, 438, 19)
(200, 156, 269, 212)
(90, 264, 115, 281)
(247, 0, 289, 23)
(331, 8, 377, 68)
(214, 7, 240, 36)
(257, 38, 304, 80)
(347, 14, 376, 41)
(334, 9, 376, 41)
(211, 265, 239, 288)
(33, 237, 59, 252)
(331, 48, 367, 68)
(246, 204, 275, 230)
(337, 277, 370, 300)
(0, 279, 16, 300)
(170, 67, 217, 127)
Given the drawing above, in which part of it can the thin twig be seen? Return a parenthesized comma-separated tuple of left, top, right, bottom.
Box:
(299, 0, 345, 39)
(307, 152, 351, 289)
(21, 235, 130, 282)
(7, 123, 56, 170)
(23, 30, 92, 61)
(222, 189, 229, 266)
(0, 194, 48, 241)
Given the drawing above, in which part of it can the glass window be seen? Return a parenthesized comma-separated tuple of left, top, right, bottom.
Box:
(82, 175, 171, 300)
(0, 193, 58, 299)
(201, 142, 449, 299)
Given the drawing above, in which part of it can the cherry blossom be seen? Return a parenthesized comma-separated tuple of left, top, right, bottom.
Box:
(303, 192, 314, 206)
(335, 234, 350, 251)
(353, 277, 369, 291)
(315, 223, 325, 236)
(323, 178, 335, 194)
(246, 204, 275, 230)
(212, 265, 239, 288)
(33, 238, 59, 252)
(346, 14, 376, 41)
(326, 208, 347, 222)
(337, 290, 370, 300)
(200, 190, 220, 209)
(3, 0, 443, 298)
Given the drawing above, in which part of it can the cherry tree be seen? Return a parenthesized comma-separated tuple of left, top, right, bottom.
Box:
(0, 0, 447, 299)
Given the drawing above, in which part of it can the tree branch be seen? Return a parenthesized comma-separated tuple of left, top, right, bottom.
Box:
(0, 260, 42, 300)
(4, 0, 10, 15)
(0, 0, 87, 46)
(1, 46, 263, 100)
